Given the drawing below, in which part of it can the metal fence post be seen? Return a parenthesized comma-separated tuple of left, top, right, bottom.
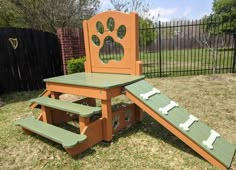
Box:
(233, 33, 236, 73)
(158, 21, 162, 77)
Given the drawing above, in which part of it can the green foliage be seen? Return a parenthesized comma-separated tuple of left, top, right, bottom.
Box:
(204, 0, 236, 34)
(139, 17, 158, 47)
(67, 57, 86, 74)
(0, 0, 100, 33)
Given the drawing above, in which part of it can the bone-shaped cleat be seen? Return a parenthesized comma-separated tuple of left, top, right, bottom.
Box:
(202, 130, 220, 150)
(158, 101, 179, 115)
(179, 115, 199, 131)
(140, 88, 160, 100)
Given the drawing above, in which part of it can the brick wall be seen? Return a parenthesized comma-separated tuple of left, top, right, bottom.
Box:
(57, 28, 85, 74)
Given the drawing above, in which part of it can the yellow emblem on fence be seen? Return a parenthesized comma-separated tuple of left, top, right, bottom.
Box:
(8, 38, 18, 49)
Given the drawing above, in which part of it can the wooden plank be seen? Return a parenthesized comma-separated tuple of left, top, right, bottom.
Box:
(29, 90, 51, 108)
(30, 96, 101, 117)
(44, 72, 144, 89)
(125, 80, 235, 169)
(46, 82, 122, 100)
(16, 117, 87, 148)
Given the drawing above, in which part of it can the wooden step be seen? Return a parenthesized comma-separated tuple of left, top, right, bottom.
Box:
(16, 117, 87, 148)
(30, 96, 101, 117)
(29, 90, 51, 109)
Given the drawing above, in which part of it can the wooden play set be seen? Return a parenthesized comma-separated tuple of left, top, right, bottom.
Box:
(16, 11, 235, 169)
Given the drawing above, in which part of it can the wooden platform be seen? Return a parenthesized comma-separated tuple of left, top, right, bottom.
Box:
(44, 72, 144, 89)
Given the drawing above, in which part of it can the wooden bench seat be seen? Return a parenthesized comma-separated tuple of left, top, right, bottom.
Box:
(30, 96, 101, 117)
(16, 117, 87, 148)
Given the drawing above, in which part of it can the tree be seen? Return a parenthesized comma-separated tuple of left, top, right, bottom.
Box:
(139, 18, 158, 47)
(110, 0, 150, 18)
(211, 0, 236, 33)
(0, 0, 26, 27)
(202, 0, 236, 73)
(109, 0, 157, 49)
(0, 0, 100, 33)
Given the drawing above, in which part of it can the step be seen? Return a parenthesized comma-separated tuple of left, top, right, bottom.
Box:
(29, 89, 51, 108)
(30, 96, 101, 117)
(16, 117, 87, 148)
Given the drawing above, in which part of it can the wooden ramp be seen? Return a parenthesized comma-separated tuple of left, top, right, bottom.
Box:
(125, 80, 235, 169)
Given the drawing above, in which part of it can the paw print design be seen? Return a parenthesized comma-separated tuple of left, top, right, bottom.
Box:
(91, 17, 127, 63)
(112, 115, 120, 130)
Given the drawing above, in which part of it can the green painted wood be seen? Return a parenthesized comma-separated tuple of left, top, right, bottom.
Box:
(125, 80, 236, 168)
(16, 117, 87, 148)
(44, 72, 145, 89)
(30, 96, 101, 117)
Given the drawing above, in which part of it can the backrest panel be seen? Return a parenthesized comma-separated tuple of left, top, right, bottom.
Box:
(83, 11, 141, 75)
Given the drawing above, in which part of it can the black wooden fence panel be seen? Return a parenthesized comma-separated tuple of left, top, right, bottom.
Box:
(0, 28, 62, 93)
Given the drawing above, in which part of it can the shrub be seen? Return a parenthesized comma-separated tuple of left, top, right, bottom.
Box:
(67, 57, 86, 74)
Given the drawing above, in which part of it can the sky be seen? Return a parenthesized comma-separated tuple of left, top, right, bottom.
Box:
(99, 0, 214, 21)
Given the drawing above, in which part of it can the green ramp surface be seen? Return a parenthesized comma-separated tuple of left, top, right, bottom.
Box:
(125, 80, 235, 168)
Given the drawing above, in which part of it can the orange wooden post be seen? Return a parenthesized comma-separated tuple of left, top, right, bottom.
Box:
(101, 100, 113, 141)
(135, 106, 144, 122)
(79, 116, 90, 132)
(41, 106, 52, 123)
(51, 91, 60, 99)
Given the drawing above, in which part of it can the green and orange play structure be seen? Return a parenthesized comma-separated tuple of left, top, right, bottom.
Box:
(16, 11, 235, 169)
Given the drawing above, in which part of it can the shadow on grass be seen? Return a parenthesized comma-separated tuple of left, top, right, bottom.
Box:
(108, 115, 204, 161)
(16, 114, 204, 161)
(73, 114, 204, 161)
(0, 90, 43, 104)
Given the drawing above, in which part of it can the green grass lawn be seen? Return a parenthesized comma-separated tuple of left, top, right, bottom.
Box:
(141, 48, 234, 77)
(100, 48, 234, 77)
(0, 74, 235, 169)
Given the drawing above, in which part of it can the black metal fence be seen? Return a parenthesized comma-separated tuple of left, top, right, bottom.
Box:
(140, 18, 236, 77)
(100, 18, 236, 78)
(0, 28, 63, 93)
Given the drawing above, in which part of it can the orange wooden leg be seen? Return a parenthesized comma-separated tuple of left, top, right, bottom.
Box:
(51, 91, 60, 99)
(41, 106, 52, 123)
(66, 118, 103, 156)
(135, 106, 144, 122)
(101, 100, 113, 141)
(79, 116, 90, 132)
(22, 128, 33, 135)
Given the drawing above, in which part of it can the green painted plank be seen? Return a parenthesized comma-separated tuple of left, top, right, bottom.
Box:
(125, 80, 236, 168)
(30, 96, 101, 117)
(44, 72, 145, 89)
(16, 117, 87, 148)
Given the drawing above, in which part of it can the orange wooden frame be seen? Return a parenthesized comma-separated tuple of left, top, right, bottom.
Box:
(83, 11, 142, 75)
(26, 11, 144, 157)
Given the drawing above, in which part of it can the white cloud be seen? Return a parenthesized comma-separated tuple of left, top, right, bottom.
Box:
(183, 7, 192, 16)
(149, 7, 178, 17)
(159, 17, 171, 22)
(147, 7, 178, 22)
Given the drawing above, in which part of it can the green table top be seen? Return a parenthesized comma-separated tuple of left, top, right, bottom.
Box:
(44, 72, 145, 89)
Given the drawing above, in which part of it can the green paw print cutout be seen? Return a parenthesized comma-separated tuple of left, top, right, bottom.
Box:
(91, 17, 126, 63)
